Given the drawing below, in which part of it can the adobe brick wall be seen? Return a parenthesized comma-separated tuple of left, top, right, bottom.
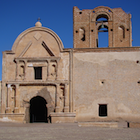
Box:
(73, 6, 132, 48)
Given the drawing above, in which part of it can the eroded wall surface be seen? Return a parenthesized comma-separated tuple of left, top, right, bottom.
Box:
(73, 50, 140, 122)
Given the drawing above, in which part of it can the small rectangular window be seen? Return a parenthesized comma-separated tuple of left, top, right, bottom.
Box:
(34, 67, 42, 80)
(99, 104, 107, 117)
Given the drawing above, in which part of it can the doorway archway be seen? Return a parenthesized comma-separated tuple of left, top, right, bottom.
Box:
(30, 96, 48, 123)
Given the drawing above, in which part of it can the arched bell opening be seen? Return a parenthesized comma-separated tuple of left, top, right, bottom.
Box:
(98, 25, 108, 48)
(96, 14, 109, 48)
(30, 96, 48, 123)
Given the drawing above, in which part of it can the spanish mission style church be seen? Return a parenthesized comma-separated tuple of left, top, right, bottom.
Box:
(0, 6, 140, 124)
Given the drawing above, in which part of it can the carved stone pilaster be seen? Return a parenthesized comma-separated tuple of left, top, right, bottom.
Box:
(14, 84, 19, 113)
(64, 84, 69, 112)
(55, 60, 58, 80)
(55, 84, 60, 112)
(5, 84, 11, 113)
(24, 60, 27, 80)
(15, 60, 19, 80)
(47, 60, 50, 80)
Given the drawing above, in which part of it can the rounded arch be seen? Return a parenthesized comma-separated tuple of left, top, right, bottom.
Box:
(96, 14, 109, 21)
(119, 25, 125, 29)
(23, 86, 56, 102)
(96, 12, 111, 21)
(11, 26, 64, 53)
(11, 84, 16, 88)
(93, 6, 113, 12)
(92, 10, 112, 22)
(117, 23, 128, 29)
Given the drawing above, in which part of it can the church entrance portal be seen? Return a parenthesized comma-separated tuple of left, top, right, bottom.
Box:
(30, 96, 48, 123)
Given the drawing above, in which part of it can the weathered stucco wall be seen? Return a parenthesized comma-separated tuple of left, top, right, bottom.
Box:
(0, 23, 71, 122)
(73, 51, 140, 122)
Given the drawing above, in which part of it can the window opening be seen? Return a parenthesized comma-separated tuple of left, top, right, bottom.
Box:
(127, 122, 130, 128)
(34, 67, 42, 80)
(99, 104, 107, 117)
(79, 28, 85, 41)
(118, 26, 125, 41)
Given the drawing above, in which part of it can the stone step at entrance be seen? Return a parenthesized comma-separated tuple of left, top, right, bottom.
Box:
(78, 122, 128, 128)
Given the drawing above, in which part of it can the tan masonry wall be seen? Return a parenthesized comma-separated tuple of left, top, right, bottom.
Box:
(73, 50, 140, 122)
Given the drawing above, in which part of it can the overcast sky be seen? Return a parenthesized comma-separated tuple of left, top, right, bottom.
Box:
(0, 0, 140, 80)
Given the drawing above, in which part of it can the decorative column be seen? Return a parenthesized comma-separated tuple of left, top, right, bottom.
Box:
(24, 60, 27, 81)
(55, 60, 58, 80)
(11, 85, 15, 113)
(5, 84, 16, 113)
(5, 84, 10, 113)
(14, 84, 19, 113)
(15, 60, 19, 80)
(47, 60, 50, 80)
(55, 59, 60, 80)
(42, 62, 47, 81)
(44, 60, 48, 80)
(55, 84, 60, 112)
(64, 84, 69, 112)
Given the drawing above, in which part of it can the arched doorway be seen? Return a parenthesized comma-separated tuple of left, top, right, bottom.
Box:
(30, 96, 48, 123)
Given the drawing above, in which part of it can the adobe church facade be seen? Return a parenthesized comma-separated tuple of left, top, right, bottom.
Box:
(1, 6, 140, 123)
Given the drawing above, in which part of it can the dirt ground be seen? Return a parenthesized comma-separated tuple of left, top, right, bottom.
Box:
(0, 122, 140, 140)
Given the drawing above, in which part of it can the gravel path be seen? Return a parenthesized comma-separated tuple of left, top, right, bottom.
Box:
(0, 122, 140, 140)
